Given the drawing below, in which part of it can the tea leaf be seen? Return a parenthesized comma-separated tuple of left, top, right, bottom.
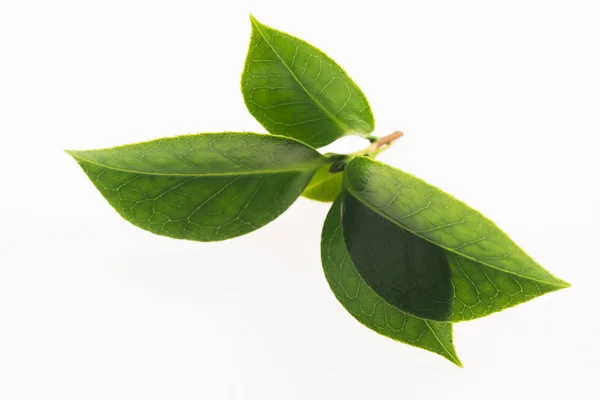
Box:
(342, 191, 565, 321)
(241, 16, 374, 148)
(67, 133, 327, 241)
(321, 198, 462, 366)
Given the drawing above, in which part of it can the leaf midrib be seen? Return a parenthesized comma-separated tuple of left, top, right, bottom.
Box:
(67, 151, 326, 177)
(251, 18, 352, 133)
(342, 187, 569, 288)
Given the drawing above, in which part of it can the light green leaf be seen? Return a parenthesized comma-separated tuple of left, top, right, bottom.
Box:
(67, 132, 327, 241)
(445, 252, 563, 321)
(241, 16, 375, 148)
(302, 163, 343, 202)
(342, 191, 565, 322)
(322, 198, 462, 366)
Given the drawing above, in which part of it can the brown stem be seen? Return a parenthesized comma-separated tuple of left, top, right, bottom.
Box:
(338, 130, 404, 164)
(374, 130, 403, 150)
(363, 130, 403, 155)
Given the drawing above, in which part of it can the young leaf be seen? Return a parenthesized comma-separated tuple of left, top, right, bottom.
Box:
(241, 16, 375, 148)
(67, 132, 327, 241)
(302, 163, 343, 202)
(322, 198, 462, 366)
(342, 192, 565, 322)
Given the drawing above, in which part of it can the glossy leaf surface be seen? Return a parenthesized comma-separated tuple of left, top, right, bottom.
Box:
(68, 133, 326, 241)
(302, 164, 343, 202)
(241, 16, 374, 148)
(321, 198, 461, 366)
(342, 192, 565, 321)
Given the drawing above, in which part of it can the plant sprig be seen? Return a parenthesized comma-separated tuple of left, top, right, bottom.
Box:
(67, 15, 569, 366)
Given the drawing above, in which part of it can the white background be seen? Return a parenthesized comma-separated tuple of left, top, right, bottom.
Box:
(1, 1, 599, 399)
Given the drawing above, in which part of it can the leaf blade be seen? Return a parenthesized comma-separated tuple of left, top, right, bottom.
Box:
(68, 132, 327, 241)
(242, 16, 374, 148)
(341, 190, 565, 322)
(343, 156, 570, 288)
(321, 198, 462, 366)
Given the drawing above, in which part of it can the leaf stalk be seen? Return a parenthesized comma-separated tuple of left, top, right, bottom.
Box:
(324, 131, 404, 172)
(347, 130, 404, 159)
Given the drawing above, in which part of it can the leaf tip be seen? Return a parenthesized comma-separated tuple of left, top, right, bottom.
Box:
(248, 14, 269, 32)
(443, 345, 463, 368)
(64, 149, 77, 158)
(65, 149, 87, 163)
(549, 275, 572, 289)
(442, 343, 463, 367)
(559, 280, 572, 289)
(451, 356, 464, 368)
(248, 13, 259, 26)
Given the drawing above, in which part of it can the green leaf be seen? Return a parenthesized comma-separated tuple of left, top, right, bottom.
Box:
(302, 163, 343, 202)
(342, 156, 569, 321)
(322, 198, 462, 366)
(342, 192, 453, 321)
(342, 192, 565, 321)
(241, 16, 375, 148)
(67, 132, 327, 241)
(445, 252, 564, 321)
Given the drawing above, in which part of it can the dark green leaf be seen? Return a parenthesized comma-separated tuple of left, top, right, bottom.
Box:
(67, 132, 327, 241)
(342, 192, 453, 321)
(241, 16, 375, 148)
(321, 198, 462, 366)
(342, 156, 569, 321)
(302, 164, 343, 202)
